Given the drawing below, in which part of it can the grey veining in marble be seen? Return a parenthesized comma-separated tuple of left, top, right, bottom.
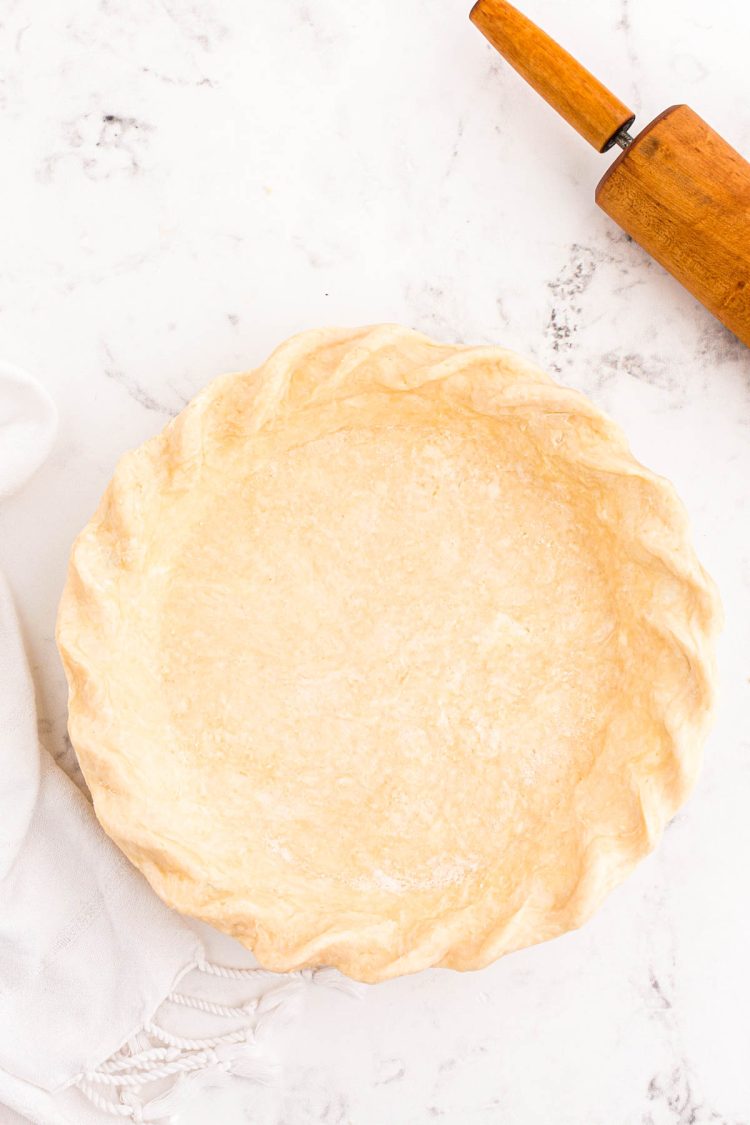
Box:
(0, 0, 749, 1122)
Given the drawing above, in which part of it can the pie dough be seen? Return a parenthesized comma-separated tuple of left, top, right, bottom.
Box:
(57, 325, 720, 982)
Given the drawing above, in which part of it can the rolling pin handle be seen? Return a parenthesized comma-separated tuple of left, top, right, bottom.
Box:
(470, 0, 635, 154)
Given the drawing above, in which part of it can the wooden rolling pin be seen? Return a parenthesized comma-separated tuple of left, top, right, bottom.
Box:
(470, 0, 750, 347)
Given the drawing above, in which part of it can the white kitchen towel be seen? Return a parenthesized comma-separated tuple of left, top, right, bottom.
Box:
(0, 363, 362, 1124)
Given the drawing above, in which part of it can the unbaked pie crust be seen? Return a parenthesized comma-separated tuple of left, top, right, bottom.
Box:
(58, 325, 720, 982)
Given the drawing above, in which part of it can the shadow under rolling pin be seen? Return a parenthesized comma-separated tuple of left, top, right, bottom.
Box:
(470, 0, 750, 347)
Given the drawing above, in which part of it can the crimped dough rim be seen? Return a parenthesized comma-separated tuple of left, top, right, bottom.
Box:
(57, 325, 721, 982)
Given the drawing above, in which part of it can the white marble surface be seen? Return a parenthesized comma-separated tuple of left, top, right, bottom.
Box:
(1, 0, 749, 1121)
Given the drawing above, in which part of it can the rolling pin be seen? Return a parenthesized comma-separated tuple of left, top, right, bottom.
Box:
(469, 0, 750, 347)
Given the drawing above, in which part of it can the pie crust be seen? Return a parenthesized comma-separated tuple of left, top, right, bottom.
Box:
(57, 325, 720, 982)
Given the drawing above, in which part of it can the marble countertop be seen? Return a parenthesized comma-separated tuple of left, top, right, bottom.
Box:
(1, 0, 749, 1121)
